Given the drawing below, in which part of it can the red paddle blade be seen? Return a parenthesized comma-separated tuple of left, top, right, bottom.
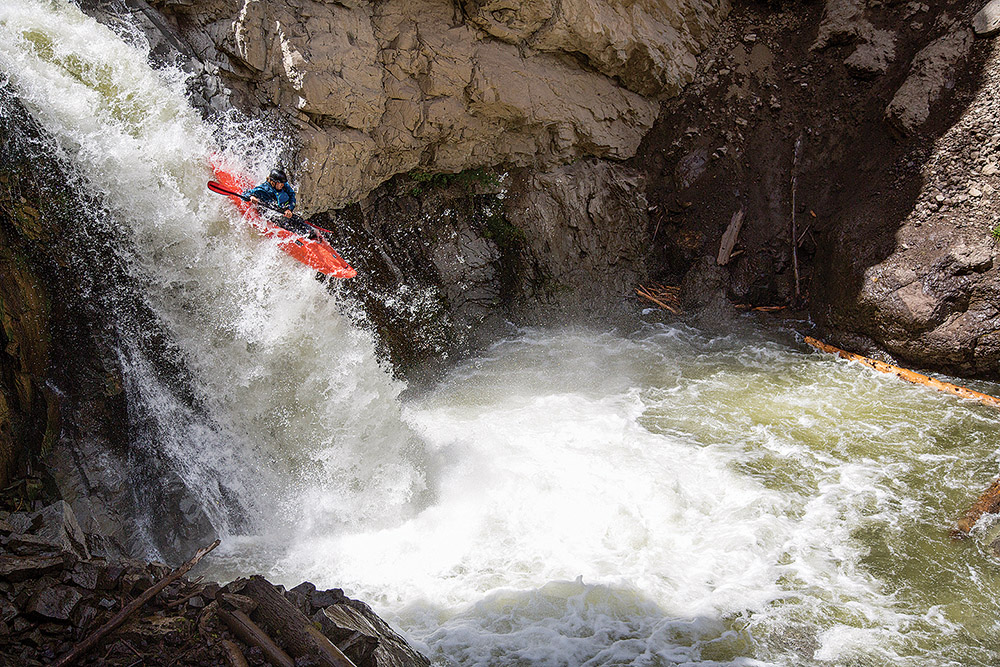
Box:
(207, 181, 244, 198)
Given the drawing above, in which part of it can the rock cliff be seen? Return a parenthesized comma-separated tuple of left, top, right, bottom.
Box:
(633, 0, 1000, 380)
(0, 90, 221, 562)
(138, 0, 1000, 379)
(151, 0, 729, 209)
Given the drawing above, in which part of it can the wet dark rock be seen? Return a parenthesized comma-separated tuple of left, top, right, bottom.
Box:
(309, 587, 348, 613)
(681, 256, 740, 329)
(0, 596, 17, 622)
(312, 606, 380, 667)
(283, 584, 311, 616)
(0, 555, 66, 582)
(34, 502, 87, 554)
(24, 585, 82, 621)
(120, 568, 154, 595)
(70, 600, 99, 633)
(67, 561, 100, 590)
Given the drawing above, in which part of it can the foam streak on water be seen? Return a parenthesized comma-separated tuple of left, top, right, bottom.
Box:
(3, 2, 1000, 665)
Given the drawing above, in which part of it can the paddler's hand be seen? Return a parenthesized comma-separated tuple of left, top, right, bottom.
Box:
(249, 196, 260, 204)
(283, 209, 293, 219)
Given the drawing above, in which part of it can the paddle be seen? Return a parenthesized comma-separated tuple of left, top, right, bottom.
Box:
(206, 181, 337, 235)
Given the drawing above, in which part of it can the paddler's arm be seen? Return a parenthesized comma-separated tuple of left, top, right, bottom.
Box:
(282, 184, 297, 218)
(242, 183, 269, 206)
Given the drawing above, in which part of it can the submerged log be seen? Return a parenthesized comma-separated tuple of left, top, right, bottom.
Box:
(239, 576, 358, 667)
(803, 337, 1000, 409)
(952, 478, 1000, 538)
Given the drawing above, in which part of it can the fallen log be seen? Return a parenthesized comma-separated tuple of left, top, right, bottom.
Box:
(217, 606, 294, 667)
(51, 539, 220, 667)
(952, 478, 1000, 538)
(239, 576, 358, 667)
(220, 639, 251, 667)
(803, 336, 1000, 410)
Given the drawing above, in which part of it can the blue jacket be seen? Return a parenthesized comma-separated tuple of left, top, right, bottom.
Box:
(242, 181, 296, 212)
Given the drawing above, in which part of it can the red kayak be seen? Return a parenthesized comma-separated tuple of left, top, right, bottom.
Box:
(208, 163, 357, 279)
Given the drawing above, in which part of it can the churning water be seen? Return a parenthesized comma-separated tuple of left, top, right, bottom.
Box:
(4, 2, 1000, 665)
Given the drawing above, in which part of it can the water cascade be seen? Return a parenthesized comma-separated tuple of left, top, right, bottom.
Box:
(3, 2, 1000, 665)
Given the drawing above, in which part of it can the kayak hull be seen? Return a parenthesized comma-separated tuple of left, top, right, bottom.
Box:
(210, 163, 357, 279)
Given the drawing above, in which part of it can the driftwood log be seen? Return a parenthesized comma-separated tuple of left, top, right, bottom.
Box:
(636, 284, 681, 314)
(51, 539, 220, 667)
(717, 208, 745, 266)
(804, 337, 1000, 409)
(217, 606, 295, 667)
(239, 576, 359, 667)
(220, 639, 251, 667)
(953, 478, 1000, 538)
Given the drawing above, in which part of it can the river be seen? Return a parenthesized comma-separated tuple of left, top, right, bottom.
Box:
(2, 1, 1000, 665)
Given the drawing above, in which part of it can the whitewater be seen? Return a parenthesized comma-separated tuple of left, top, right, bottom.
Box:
(3, 1, 1000, 665)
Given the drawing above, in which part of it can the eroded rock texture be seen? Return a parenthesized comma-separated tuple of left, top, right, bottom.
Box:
(151, 0, 729, 208)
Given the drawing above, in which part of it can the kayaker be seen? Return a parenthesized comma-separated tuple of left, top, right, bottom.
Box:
(242, 168, 315, 238)
(243, 168, 296, 216)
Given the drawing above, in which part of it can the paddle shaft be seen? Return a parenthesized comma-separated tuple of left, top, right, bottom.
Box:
(207, 181, 336, 235)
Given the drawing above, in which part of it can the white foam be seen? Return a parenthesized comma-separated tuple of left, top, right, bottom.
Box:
(5, 3, 1000, 664)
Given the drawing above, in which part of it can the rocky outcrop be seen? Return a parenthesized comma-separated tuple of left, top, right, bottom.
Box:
(503, 159, 652, 321)
(0, 92, 68, 491)
(151, 0, 729, 209)
(820, 29, 1000, 378)
(0, 89, 224, 563)
(885, 27, 974, 136)
(327, 158, 650, 373)
(0, 500, 429, 666)
(974, 0, 1000, 37)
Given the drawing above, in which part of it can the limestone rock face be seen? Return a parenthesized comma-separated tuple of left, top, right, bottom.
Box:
(461, 0, 729, 96)
(155, 0, 729, 209)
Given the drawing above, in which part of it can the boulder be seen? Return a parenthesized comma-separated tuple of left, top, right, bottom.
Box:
(973, 0, 1000, 37)
(885, 29, 974, 136)
(29, 501, 90, 561)
(25, 585, 82, 621)
(844, 29, 896, 80)
(0, 555, 65, 582)
(812, 0, 868, 50)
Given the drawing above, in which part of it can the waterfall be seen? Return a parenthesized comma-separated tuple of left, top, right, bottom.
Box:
(0, 0, 429, 553)
(4, 2, 1000, 665)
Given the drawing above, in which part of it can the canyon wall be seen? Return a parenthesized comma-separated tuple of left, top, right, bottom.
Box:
(146, 0, 1000, 379)
(153, 0, 730, 209)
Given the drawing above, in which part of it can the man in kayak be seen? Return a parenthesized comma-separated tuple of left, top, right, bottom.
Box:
(242, 168, 316, 238)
